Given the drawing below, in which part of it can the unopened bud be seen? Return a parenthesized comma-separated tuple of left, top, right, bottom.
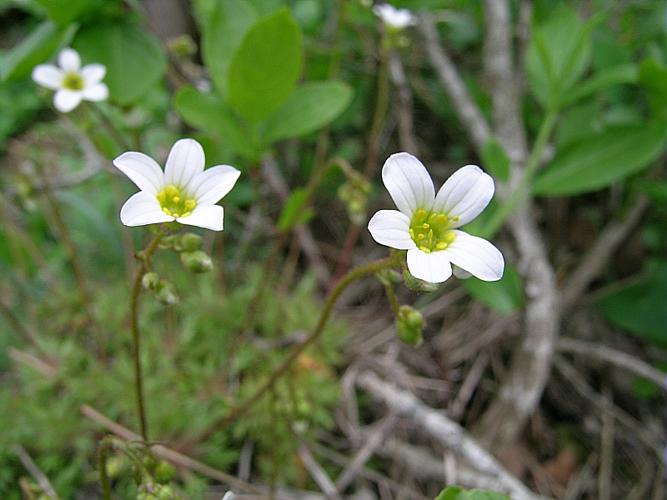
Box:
(178, 233, 203, 252)
(154, 460, 176, 484)
(158, 235, 176, 250)
(402, 269, 439, 293)
(156, 281, 179, 306)
(180, 250, 213, 273)
(396, 305, 424, 347)
(142, 272, 160, 291)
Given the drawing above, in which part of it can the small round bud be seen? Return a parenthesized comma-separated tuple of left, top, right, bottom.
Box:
(180, 250, 213, 273)
(156, 281, 179, 306)
(396, 305, 424, 347)
(142, 272, 160, 291)
(158, 235, 176, 250)
(177, 233, 203, 252)
(402, 269, 439, 293)
(154, 460, 176, 484)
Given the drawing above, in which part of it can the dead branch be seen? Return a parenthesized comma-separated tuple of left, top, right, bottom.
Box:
(388, 50, 419, 154)
(298, 443, 341, 499)
(13, 445, 58, 498)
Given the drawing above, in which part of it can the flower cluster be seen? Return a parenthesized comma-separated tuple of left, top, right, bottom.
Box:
(32, 48, 108, 113)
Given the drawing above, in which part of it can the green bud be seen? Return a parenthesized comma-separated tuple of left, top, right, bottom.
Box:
(154, 460, 176, 484)
(396, 305, 424, 347)
(158, 235, 176, 250)
(178, 233, 203, 252)
(402, 269, 439, 293)
(180, 250, 213, 273)
(156, 281, 179, 306)
(142, 272, 160, 291)
(168, 34, 197, 58)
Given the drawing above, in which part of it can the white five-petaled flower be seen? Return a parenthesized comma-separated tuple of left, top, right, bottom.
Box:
(31, 47, 108, 113)
(114, 138, 240, 232)
(372, 3, 416, 30)
(368, 153, 504, 284)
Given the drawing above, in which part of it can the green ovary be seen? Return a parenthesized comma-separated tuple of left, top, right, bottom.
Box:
(156, 184, 196, 218)
(408, 208, 458, 253)
(61, 72, 84, 91)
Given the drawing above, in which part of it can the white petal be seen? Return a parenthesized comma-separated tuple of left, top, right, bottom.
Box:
(187, 165, 241, 206)
(120, 192, 173, 227)
(58, 48, 81, 72)
(32, 64, 63, 90)
(433, 165, 494, 228)
(164, 138, 205, 188)
(453, 266, 472, 279)
(113, 152, 164, 195)
(53, 89, 82, 112)
(407, 248, 453, 284)
(82, 83, 108, 101)
(441, 230, 504, 281)
(177, 205, 224, 231)
(381, 152, 435, 217)
(81, 63, 106, 84)
(367, 209, 416, 250)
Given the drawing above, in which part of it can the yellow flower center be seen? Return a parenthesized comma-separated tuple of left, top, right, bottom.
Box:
(156, 184, 197, 218)
(61, 72, 84, 91)
(409, 208, 458, 253)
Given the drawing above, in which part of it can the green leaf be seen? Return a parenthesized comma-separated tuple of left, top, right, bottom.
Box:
(1, 21, 77, 81)
(480, 137, 510, 182)
(73, 21, 166, 105)
(463, 265, 524, 314)
(526, 6, 592, 106)
(277, 188, 315, 231)
(534, 122, 667, 196)
(33, 0, 102, 25)
(262, 81, 352, 145)
(435, 486, 510, 500)
(228, 8, 303, 123)
(173, 86, 259, 161)
(597, 260, 667, 347)
(638, 58, 667, 118)
(201, 0, 257, 98)
(561, 64, 638, 106)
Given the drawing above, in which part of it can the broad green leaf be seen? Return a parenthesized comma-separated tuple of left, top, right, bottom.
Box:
(463, 265, 524, 314)
(73, 21, 166, 105)
(1, 21, 77, 81)
(201, 0, 257, 98)
(480, 137, 510, 182)
(534, 122, 667, 196)
(228, 8, 303, 123)
(173, 85, 258, 160)
(435, 486, 510, 500)
(638, 58, 667, 118)
(277, 188, 315, 231)
(33, 0, 102, 25)
(526, 6, 592, 106)
(598, 260, 667, 347)
(262, 81, 352, 145)
(561, 64, 638, 106)
(555, 100, 601, 148)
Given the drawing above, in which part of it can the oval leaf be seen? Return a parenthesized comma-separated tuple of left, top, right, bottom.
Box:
(463, 264, 524, 314)
(262, 81, 352, 145)
(534, 122, 667, 196)
(228, 8, 303, 123)
(480, 137, 510, 182)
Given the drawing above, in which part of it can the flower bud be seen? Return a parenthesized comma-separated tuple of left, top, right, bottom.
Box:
(177, 233, 203, 252)
(156, 281, 179, 306)
(396, 305, 424, 347)
(153, 460, 176, 484)
(402, 269, 439, 293)
(141, 272, 160, 291)
(180, 250, 213, 273)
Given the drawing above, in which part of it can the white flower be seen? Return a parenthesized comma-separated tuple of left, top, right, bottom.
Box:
(373, 3, 416, 30)
(114, 138, 240, 231)
(368, 153, 504, 284)
(31, 48, 108, 113)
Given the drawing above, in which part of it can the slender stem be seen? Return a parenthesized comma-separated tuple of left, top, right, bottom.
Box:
(203, 256, 396, 437)
(382, 281, 400, 315)
(129, 231, 164, 442)
(480, 109, 558, 237)
(98, 437, 113, 500)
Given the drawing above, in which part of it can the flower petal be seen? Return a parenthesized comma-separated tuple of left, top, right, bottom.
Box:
(406, 248, 452, 283)
(164, 138, 205, 188)
(187, 165, 241, 206)
(81, 63, 106, 84)
(120, 192, 173, 227)
(53, 89, 82, 113)
(432, 165, 494, 227)
(382, 152, 435, 217)
(82, 83, 108, 101)
(442, 230, 504, 281)
(367, 209, 416, 250)
(177, 205, 224, 231)
(58, 48, 81, 72)
(32, 64, 63, 90)
(113, 152, 164, 194)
